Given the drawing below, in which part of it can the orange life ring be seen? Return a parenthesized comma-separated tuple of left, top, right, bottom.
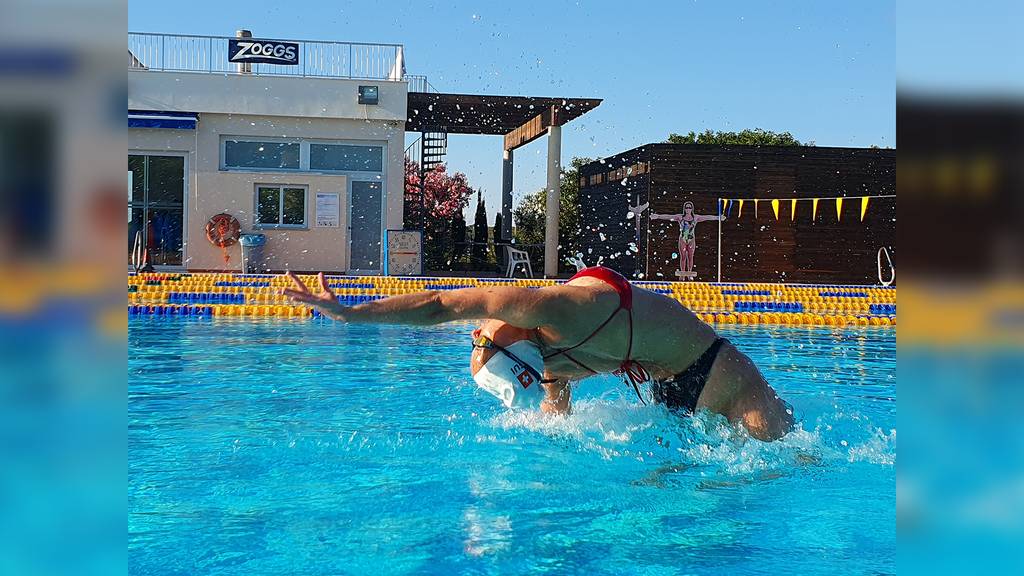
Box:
(205, 213, 241, 248)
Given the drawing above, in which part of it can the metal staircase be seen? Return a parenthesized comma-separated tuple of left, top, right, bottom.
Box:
(403, 128, 449, 230)
(421, 130, 447, 172)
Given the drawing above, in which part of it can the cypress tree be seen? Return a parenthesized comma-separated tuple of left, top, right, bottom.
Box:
(472, 191, 488, 264)
(451, 211, 467, 262)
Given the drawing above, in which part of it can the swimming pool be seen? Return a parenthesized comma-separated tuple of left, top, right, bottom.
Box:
(129, 318, 895, 575)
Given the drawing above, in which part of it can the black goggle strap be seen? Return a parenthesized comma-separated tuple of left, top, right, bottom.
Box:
(472, 335, 547, 385)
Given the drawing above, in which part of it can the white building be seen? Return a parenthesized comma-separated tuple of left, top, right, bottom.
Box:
(129, 30, 600, 276)
(129, 31, 408, 274)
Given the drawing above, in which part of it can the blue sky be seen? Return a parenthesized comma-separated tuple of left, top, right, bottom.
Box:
(130, 0, 895, 219)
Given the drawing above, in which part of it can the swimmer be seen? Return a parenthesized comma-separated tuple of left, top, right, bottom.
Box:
(283, 266, 793, 441)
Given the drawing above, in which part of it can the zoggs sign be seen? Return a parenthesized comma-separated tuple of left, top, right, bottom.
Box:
(228, 39, 299, 65)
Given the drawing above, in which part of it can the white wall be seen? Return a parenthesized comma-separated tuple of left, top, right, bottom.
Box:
(128, 70, 407, 122)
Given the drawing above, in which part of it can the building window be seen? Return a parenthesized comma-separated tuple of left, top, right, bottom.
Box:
(221, 137, 385, 174)
(309, 144, 383, 172)
(225, 140, 300, 170)
(255, 185, 306, 227)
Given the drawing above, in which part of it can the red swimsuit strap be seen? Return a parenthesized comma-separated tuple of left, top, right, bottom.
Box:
(544, 267, 649, 401)
(544, 267, 632, 361)
(568, 266, 633, 310)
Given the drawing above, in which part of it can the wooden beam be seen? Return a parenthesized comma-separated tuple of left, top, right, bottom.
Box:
(504, 112, 548, 151)
(504, 106, 571, 151)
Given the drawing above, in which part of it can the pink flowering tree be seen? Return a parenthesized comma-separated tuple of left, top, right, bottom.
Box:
(405, 157, 474, 269)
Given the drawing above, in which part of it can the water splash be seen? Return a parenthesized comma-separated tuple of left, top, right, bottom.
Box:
(487, 397, 895, 476)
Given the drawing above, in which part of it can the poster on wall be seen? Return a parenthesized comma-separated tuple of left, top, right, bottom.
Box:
(315, 193, 340, 227)
(385, 230, 422, 276)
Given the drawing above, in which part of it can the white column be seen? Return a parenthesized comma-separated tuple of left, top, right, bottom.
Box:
(717, 198, 723, 283)
(501, 148, 513, 241)
(544, 125, 562, 277)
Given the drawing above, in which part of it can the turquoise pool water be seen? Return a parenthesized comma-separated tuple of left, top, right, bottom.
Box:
(129, 318, 895, 575)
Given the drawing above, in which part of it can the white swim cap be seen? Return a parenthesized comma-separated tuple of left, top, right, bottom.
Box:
(473, 340, 546, 409)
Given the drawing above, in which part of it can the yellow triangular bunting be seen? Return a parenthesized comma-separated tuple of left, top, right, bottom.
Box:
(791, 198, 797, 221)
(754, 199, 759, 219)
(771, 199, 780, 220)
(860, 196, 870, 221)
(836, 197, 844, 221)
(812, 198, 820, 220)
(737, 199, 744, 219)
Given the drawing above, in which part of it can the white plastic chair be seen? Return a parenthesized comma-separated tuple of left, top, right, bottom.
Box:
(505, 245, 533, 278)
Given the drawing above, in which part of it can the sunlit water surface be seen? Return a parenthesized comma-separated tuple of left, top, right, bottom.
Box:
(129, 318, 895, 575)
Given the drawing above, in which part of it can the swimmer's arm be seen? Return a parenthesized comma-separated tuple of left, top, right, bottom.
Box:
(283, 272, 573, 326)
(649, 212, 681, 221)
(540, 380, 571, 415)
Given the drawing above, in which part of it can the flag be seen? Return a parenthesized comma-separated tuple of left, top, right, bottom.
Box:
(836, 197, 844, 221)
(860, 196, 870, 221)
(812, 198, 820, 220)
(791, 198, 797, 221)
(771, 199, 780, 220)
(754, 199, 759, 219)
(737, 199, 745, 219)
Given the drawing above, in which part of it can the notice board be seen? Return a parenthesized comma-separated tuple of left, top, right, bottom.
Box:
(315, 193, 340, 227)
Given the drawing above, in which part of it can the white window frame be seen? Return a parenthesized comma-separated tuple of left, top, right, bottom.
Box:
(221, 136, 304, 172)
(306, 140, 385, 173)
(220, 136, 387, 176)
(253, 184, 308, 229)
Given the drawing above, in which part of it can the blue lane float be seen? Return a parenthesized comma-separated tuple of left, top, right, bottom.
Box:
(424, 284, 477, 290)
(129, 305, 214, 317)
(869, 303, 896, 315)
(168, 292, 245, 305)
(328, 283, 376, 289)
(734, 301, 805, 313)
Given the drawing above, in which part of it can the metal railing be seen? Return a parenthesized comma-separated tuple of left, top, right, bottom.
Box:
(404, 75, 434, 93)
(129, 32, 407, 81)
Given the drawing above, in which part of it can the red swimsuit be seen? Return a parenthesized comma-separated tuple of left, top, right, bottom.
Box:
(540, 266, 651, 401)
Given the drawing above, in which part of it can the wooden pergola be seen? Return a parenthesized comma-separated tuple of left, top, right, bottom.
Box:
(406, 92, 602, 276)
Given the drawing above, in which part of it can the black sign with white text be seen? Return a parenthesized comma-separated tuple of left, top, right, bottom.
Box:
(228, 39, 299, 65)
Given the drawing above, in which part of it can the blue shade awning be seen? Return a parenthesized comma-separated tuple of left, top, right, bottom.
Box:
(128, 110, 198, 130)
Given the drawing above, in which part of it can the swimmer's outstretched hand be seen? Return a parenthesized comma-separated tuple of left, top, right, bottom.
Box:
(281, 272, 346, 320)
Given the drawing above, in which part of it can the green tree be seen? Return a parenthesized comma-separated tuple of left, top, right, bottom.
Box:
(450, 211, 467, 263)
(493, 211, 503, 242)
(512, 190, 545, 246)
(512, 157, 591, 272)
(472, 191, 489, 264)
(666, 128, 804, 146)
(404, 157, 475, 270)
